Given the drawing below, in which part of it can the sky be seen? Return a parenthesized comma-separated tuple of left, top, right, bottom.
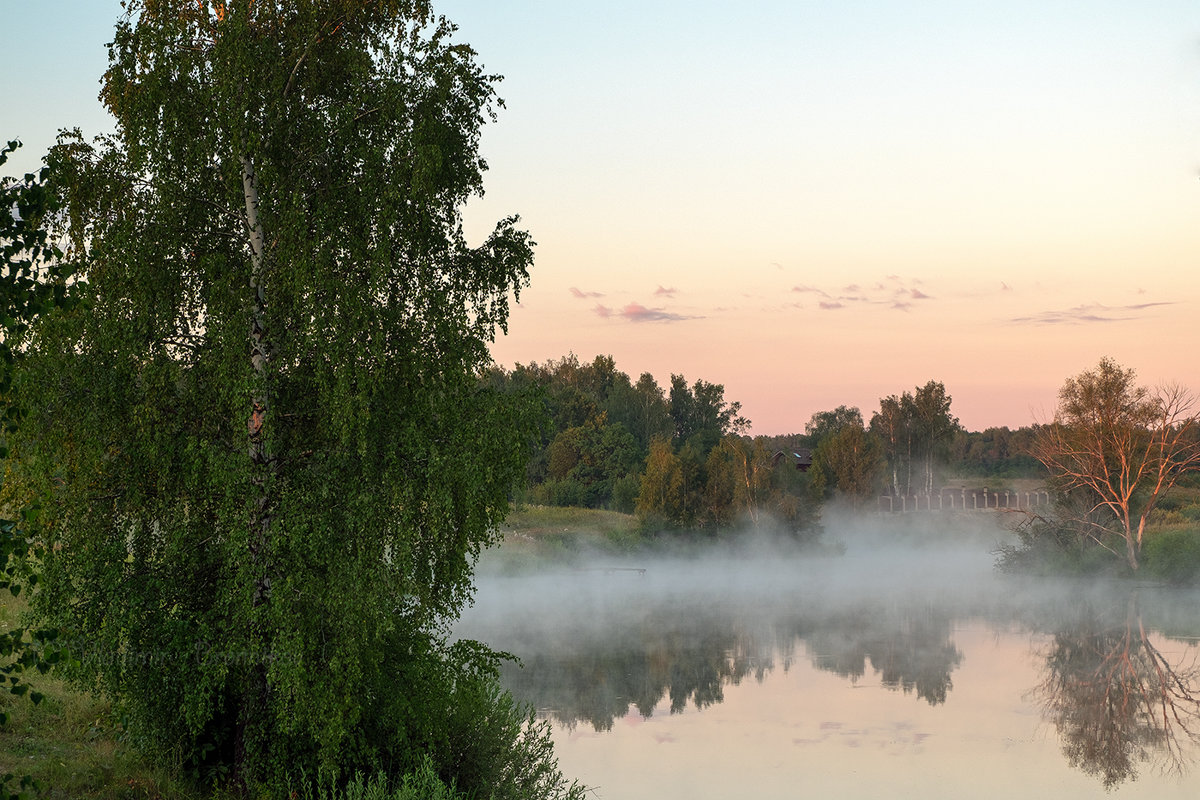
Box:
(3, 1, 1200, 433)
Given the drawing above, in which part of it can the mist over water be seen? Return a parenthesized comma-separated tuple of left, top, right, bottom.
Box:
(456, 512, 1200, 798)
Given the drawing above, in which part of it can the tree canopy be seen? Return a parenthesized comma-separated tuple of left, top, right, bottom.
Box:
(9, 2, 577, 794)
(869, 381, 959, 497)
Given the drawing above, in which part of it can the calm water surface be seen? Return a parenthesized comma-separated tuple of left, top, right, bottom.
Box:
(457, 518, 1200, 799)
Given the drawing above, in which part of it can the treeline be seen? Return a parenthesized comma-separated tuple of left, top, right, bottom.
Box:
(484, 354, 809, 531)
(485, 354, 1046, 528)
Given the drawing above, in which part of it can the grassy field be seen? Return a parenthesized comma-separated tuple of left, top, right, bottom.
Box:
(498, 505, 638, 544)
(482, 505, 641, 572)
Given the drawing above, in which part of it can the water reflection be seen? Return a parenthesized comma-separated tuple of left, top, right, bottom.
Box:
(802, 608, 962, 705)
(459, 551, 1200, 793)
(492, 598, 963, 731)
(1036, 598, 1200, 788)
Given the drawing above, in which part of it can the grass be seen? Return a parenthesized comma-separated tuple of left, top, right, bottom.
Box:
(1, 593, 200, 800)
(500, 505, 639, 541)
(484, 505, 642, 572)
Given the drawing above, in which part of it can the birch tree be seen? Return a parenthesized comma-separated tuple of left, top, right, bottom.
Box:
(910, 380, 959, 495)
(10, 2, 577, 795)
(1030, 358, 1200, 571)
(871, 394, 911, 497)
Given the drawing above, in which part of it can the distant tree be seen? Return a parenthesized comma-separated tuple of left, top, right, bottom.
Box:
(811, 423, 883, 506)
(606, 370, 672, 453)
(702, 442, 739, 526)
(637, 436, 686, 525)
(803, 405, 864, 449)
(703, 435, 777, 525)
(869, 382, 958, 497)
(543, 414, 640, 509)
(1030, 358, 1200, 571)
(909, 380, 960, 495)
(949, 426, 1042, 478)
(669, 374, 747, 452)
(871, 394, 912, 497)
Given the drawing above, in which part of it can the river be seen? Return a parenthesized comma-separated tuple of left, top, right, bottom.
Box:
(457, 514, 1200, 799)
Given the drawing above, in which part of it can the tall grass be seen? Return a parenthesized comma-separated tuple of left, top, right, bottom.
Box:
(289, 759, 466, 800)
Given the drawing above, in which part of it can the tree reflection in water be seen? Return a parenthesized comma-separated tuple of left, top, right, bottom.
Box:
(801, 609, 962, 704)
(497, 600, 963, 732)
(1038, 598, 1200, 789)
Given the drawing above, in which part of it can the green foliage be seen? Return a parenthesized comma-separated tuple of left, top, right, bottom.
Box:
(535, 414, 640, 509)
(948, 426, 1044, 478)
(636, 436, 687, 526)
(636, 433, 816, 535)
(505, 356, 762, 523)
(870, 381, 960, 497)
(2, 138, 86, 800)
(5, 1, 573, 794)
(994, 514, 1128, 577)
(290, 758, 469, 800)
(803, 405, 863, 449)
(810, 423, 883, 505)
(500, 355, 672, 510)
(261, 638, 587, 799)
(668, 374, 747, 453)
(1141, 528, 1200, 585)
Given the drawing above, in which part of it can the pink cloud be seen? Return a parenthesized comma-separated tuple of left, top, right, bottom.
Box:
(570, 286, 604, 299)
(1011, 301, 1174, 325)
(654, 285, 677, 296)
(793, 285, 831, 297)
(910, 289, 931, 300)
(621, 302, 697, 322)
(818, 301, 844, 310)
(593, 304, 612, 317)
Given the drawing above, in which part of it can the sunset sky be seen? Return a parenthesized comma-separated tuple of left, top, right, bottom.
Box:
(5, 1, 1199, 433)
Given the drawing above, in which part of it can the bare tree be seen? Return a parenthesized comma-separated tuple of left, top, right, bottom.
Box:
(1031, 358, 1200, 570)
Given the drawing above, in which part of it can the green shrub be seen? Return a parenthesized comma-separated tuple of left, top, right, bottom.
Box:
(995, 514, 1128, 577)
(1142, 528, 1200, 585)
(289, 757, 476, 800)
(289, 758, 467, 800)
(1179, 503, 1200, 523)
(610, 474, 640, 514)
(442, 679, 584, 800)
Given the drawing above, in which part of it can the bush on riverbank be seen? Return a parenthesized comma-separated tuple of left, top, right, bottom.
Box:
(1141, 526, 1200, 584)
(995, 509, 1200, 584)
